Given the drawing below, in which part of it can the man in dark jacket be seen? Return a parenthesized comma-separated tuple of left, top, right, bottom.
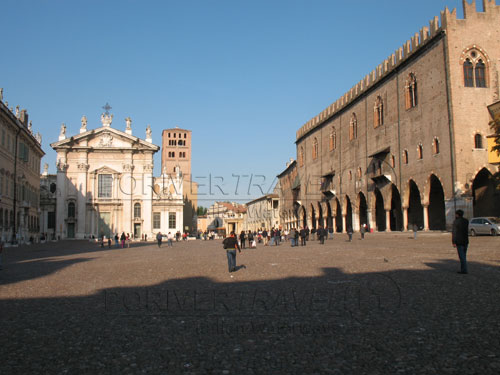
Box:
(299, 227, 307, 246)
(452, 210, 469, 274)
(223, 231, 241, 273)
(317, 225, 326, 244)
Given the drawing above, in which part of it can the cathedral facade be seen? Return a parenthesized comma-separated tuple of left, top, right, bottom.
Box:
(50, 113, 184, 240)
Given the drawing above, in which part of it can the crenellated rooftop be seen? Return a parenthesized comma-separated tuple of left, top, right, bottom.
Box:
(296, 0, 500, 142)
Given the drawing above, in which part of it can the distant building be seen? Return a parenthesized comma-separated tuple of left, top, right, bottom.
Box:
(50, 112, 183, 239)
(40, 164, 57, 240)
(161, 127, 198, 233)
(206, 202, 247, 235)
(0, 89, 45, 245)
(243, 194, 280, 232)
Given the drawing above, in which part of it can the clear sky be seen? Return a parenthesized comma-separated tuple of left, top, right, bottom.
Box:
(0, 0, 488, 206)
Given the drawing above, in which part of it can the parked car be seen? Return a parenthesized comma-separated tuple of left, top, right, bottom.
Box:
(469, 217, 500, 236)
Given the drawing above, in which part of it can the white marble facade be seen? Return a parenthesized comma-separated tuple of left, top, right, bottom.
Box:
(50, 113, 184, 240)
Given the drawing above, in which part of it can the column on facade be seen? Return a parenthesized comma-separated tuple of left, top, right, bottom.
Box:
(423, 204, 429, 231)
(76, 157, 88, 239)
(55, 153, 68, 240)
(142, 164, 154, 238)
(403, 207, 408, 231)
(122, 160, 134, 235)
(367, 209, 374, 232)
(385, 210, 392, 232)
(342, 215, 346, 233)
(353, 212, 360, 232)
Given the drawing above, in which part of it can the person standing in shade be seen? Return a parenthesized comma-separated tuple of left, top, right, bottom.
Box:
(156, 232, 162, 248)
(347, 225, 353, 242)
(300, 227, 307, 246)
(412, 223, 418, 239)
(452, 210, 470, 274)
(239, 230, 246, 249)
(360, 224, 366, 240)
(289, 228, 296, 247)
(274, 228, 280, 246)
(328, 226, 334, 240)
(223, 231, 241, 273)
(318, 225, 326, 244)
(305, 226, 310, 242)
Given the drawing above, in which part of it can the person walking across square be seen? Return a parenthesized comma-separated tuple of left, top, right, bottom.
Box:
(156, 232, 162, 248)
(452, 210, 469, 274)
(223, 231, 241, 273)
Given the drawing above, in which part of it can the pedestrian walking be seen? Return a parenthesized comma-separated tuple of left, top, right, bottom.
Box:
(239, 231, 246, 249)
(360, 224, 366, 240)
(100, 233, 105, 248)
(412, 223, 418, 239)
(318, 225, 325, 244)
(114, 234, 119, 248)
(223, 231, 241, 273)
(305, 226, 310, 241)
(347, 225, 353, 242)
(120, 232, 126, 248)
(289, 228, 296, 247)
(156, 232, 162, 248)
(300, 227, 307, 246)
(452, 210, 470, 274)
(274, 228, 280, 246)
(328, 226, 334, 240)
(167, 232, 174, 247)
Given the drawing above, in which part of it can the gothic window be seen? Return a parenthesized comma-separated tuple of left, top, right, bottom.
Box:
(312, 138, 318, 160)
(403, 150, 409, 164)
(433, 138, 440, 154)
(405, 73, 418, 109)
(474, 133, 483, 149)
(299, 146, 304, 167)
(329, 127, 336, 151)
(357, 167, 362, 179)
(417, 144, 423, 160)
(98, 174, 112, 198)
(475, 60, 486, 88)
(391, 155, 396, 168)
(134, 203, 141, 219)
(462, 48, 489, 88)
(349, 114, 357, 141)
(374, 96, 384, 128)
(463, 59, 474, 87)
(68, 202, 75, 218)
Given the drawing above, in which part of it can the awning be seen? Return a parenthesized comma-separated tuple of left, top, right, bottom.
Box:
(371, 174, 391, 186)
(368, 147, 390, 159)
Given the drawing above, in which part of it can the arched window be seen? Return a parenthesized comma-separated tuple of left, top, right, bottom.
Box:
(475, 60, 486, 88)
(474, 133, 483, 149)
(403, 150, 409, 164)
(433, 138, 440, 154)
(348, 170, 352, 181)
(299, 146, 304, 167)
(312, 138, 318, 160)
(374, 96, 384, 128)
(463, 59, 474, 87)
(68, 202, 75, 218)
(405, 73, 418, 109)
(349, 113, 357, 141)
(134, 203, 141, 219)
(391, 155, 396, 168)
(357, 167, 362, 179)
(329, 127, 336, 151)
(462, 48, 488, 88)
(417, 144, 423, 160)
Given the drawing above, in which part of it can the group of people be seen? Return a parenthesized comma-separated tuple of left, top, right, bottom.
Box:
(100, 232, 131, 248)
(155, 232, 175, 247)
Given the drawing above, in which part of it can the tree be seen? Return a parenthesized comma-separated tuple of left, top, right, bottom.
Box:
(196, 206, 208, 216)
(489, 118, 500, 155)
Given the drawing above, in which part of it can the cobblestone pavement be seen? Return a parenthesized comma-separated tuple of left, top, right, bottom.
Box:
(1, 232, 499, 374)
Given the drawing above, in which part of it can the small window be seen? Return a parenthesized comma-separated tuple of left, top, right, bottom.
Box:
(98, 174, 113, 198)
(299, 146, 304, 167)
(134, 203, 141, 219)
(403, 150, 408, 164)
(418, 144, 423, 160)
(357, 167, 362, 179)
(153, 212, 161, 229)
(374, 96, 384, 128)
(329, 127, 336, 151)
(474, 133, 483, 149)
(433, 138, 440, 154)
(184, 134, 187, 138)
(475, 60, 486, 88)
(405, 73, 418, 109)
(349, 114, 357, 141)
(68, 202, 75, 218)
(391, 155, 396, 168)
(348, 170, 352, 181)
(312, 138, 318, 160)
(169, 212, 176, 229)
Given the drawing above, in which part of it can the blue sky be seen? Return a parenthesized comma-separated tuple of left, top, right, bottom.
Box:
(0, 0, 487, 206)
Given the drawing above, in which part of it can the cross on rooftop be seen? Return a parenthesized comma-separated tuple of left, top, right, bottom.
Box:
(102, 102, 112, 115)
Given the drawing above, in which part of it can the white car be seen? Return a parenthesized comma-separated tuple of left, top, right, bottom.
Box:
(469, 217, 500, 236)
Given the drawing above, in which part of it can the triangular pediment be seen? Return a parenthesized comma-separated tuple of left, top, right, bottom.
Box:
(91, 165, 121, 175)
(51, 126, 159, 152)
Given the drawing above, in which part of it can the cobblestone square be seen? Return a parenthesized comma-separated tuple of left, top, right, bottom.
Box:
(1, 233, 499, 374)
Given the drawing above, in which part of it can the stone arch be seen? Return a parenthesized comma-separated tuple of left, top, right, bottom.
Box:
(317, 201, 324, 227)
(427, 174, 446, 230)
(390, 184, 403, 231)
(407, 179, 424, 229)
(472, 168, 500, 217)
(325, 201, 333, 230)
(334, 198, 343, 232)
(309, 203, 316, 229)
(297, 205, 307, 228)
(345, 195, 353, 231)
(357, 192, 368, 228)
(373, 188, 386, 231)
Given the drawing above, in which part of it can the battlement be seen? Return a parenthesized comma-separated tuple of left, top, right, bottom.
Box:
(296, 0, 500, 142)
